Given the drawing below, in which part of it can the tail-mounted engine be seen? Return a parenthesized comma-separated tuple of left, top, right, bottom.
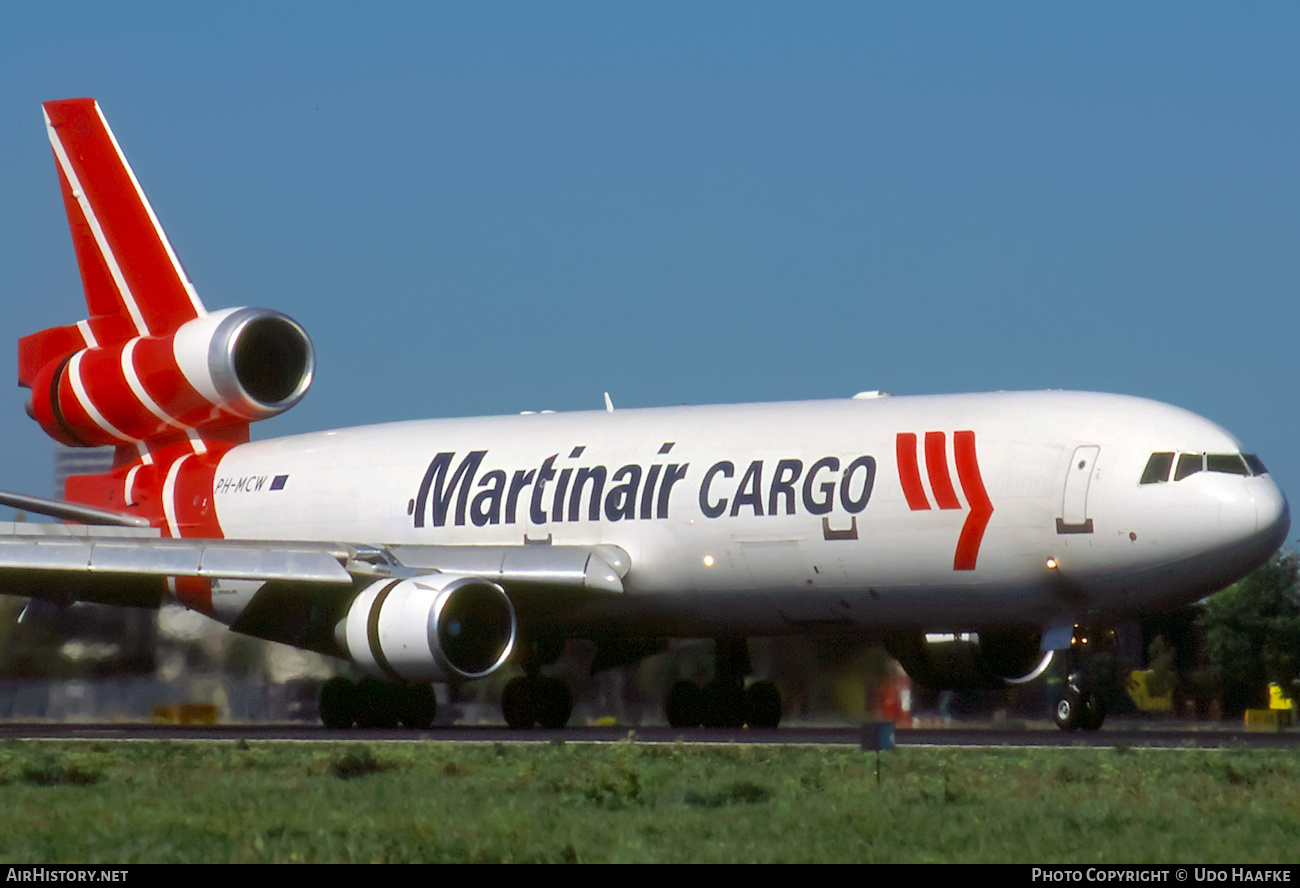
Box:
(21, 306, 314, 447)
(340, 576, 517, 683)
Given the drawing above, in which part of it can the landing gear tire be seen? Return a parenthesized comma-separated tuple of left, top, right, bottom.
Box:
(320, 676, 357, 729)
(744, 681, 782, 729)
(536, 676, 574, 729)
(666, 680, 704, 728)
(396, 684, 437, 729)
(663, 639, 782, 729)
(502, 675, 574, 730)
(666, 679, 783, 728)
(1052, 625, 1116, 732)
(320, 678, 436, 730)
(502, 676, 537, 730)
(1079, 691, 1106, 732)
(1055, 669, 1107, 732)
(1054, 692, 1080, 731)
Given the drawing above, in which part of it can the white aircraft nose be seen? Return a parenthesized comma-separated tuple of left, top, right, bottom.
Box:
(1150, 474, 1290, 602)
(1252, 477, 1291, 551)
(1218, 475, 1291, 570)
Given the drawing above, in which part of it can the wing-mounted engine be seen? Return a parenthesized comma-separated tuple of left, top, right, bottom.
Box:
(21, 306, 314, 448)
(885, 627, 1053, 691)
(340, 576, 517, 683)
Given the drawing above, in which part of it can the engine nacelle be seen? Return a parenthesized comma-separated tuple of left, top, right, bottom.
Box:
(340, 576, 517, 683)
(26, 307, 314, 446)
(885, 628, 1052, 691)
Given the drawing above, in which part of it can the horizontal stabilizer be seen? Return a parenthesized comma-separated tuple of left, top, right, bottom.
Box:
(0, 490, 152, 527)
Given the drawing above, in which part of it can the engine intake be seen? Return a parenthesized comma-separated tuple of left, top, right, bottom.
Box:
(340, 576, 517, 683)
(202, 308, 315, 417)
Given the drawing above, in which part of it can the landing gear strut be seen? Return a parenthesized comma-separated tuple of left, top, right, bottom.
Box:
(665, 638, 782, 729)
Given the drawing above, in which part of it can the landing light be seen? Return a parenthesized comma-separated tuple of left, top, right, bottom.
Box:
(1046, 557, 1059, 570)
(702, 555, 715, 567)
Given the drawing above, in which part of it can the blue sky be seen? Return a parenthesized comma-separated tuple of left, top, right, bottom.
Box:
(0, 4, 1297, 533)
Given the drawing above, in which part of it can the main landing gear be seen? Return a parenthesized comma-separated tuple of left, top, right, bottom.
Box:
(319, 676, 437, 730)
(665, 638, 782, 730)
(500, 633, 575, 729)
(501, 674, 574, 730)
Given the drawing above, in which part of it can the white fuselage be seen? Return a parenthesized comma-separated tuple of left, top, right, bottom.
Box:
(207, 390, 1289, 636)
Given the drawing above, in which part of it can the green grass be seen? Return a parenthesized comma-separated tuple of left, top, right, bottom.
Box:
(0, 738, 1297, 862)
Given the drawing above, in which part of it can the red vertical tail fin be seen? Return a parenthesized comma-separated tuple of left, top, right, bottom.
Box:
(20, 99, 314, 536)
(42, 98, 205, 337)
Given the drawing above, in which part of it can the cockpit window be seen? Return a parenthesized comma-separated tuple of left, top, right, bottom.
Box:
(1206, 453, 1249, 476)
(1140, 452, 1175, 484)
(1142, 450, 1268, 484)
(1244, 453, 1269, 475)
(1174, 453, 1204, 481)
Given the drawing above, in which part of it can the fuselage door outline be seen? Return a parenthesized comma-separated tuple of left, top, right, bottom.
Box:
(1057, 444, 1099, 534)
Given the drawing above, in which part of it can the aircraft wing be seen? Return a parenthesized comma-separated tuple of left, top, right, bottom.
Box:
(0, 523, 352, 585)
(382, 543, 629, 594)
(0, 522, 628, 601)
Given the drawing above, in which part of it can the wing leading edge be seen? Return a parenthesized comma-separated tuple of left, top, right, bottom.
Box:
(0, 522, 628, 597)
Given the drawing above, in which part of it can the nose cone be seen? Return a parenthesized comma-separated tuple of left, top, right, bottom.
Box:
(1159, 474, 1292, 600)
(1253, 477, 1291, 554)
(1215, 475, 1291, 577)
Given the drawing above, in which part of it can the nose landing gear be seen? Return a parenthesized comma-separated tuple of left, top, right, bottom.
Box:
(1052, 625, 1118, 732)
(1054, 671, 1107, 731)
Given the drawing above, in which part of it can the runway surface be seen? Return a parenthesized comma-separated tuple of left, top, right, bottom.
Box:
(1, 721, 1296, 749)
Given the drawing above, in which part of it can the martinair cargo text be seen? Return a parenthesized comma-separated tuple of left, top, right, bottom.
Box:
(2, 99, 1288, 731)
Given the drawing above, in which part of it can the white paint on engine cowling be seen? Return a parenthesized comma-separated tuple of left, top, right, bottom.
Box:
(340, 575, 517, 683)
(172, 306, 315, 421)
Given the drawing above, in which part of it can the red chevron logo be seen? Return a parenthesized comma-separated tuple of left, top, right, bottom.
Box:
(895, 430, 994, 571)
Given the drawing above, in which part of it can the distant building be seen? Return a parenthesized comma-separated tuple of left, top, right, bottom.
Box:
(54, 445, 114, 499)
(8, 445, 156, 683)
